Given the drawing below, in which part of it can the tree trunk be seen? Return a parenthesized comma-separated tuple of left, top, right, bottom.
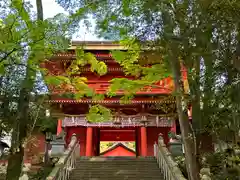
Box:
(187, 56, 202, 172)
(36, 0, 43, 20)
(170, 53, 200, 180)
(5, 145, 24, 180)
(6, 0, 44, 179)
(6, 85, 31, 180)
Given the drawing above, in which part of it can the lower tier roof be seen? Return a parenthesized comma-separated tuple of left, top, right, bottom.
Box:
(47, 96, 175, 104)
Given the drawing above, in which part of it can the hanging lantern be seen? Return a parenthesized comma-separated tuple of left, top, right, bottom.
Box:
(140, 115, 148, 125)
(45, 109, 50, 117)
(156, 116, 159, 127)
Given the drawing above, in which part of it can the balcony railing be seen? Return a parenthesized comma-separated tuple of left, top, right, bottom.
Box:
(63, 114, 174, 127)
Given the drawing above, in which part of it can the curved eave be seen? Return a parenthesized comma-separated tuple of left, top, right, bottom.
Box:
(49, 91, 173, 96)
(69, 41, 163, 51)
(69, 41, 125, 50)
(46, 99, 175, 104)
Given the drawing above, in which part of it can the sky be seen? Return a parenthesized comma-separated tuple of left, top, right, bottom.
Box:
(30, 0, 101, 41)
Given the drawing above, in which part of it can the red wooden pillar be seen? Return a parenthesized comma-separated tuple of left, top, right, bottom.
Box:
(92, 128, 99, 156)
(96, 128, 100, 156)
(86, 127, 93, 156)
(170, 120, 177, 133)
(57, 119, 62, 136)
(140, 126, 147, 156)
(135, 128, 139, 156)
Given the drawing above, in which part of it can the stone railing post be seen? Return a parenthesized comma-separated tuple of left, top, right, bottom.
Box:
(154, 141, 157, 157)
(46, 133, 80, 180)
(154, 133, 186, 180)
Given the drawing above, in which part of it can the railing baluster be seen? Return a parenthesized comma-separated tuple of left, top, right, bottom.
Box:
(154, 135, 186, 180)
(46, 133, 79, 180)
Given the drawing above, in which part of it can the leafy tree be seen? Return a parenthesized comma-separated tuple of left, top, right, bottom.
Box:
(100, 142, 114, 153)
(1, 0, 112, 178)
(0, 0, 86, 179)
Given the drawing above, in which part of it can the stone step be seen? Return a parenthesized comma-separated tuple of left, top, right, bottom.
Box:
(76, 162, 159, 166)
(77, 159, 157, 162)
(78, 156, 156, 160)
(74, 166, 160, 169)
(71, 173, 163, 177)
(72, 170, 161, 174)
(72, 170, 162, 174)
(76, 161, 158, 164)
(76, 158, 157, 163)
(70, 174, 164, 178)
(70, 178, 163, 180)
(75, 166, 159, 169)
(75, 165, 160, 169)
(70, 157, 163, 180)
(71, 176, 163, 179)
(0, 174, 5, 180)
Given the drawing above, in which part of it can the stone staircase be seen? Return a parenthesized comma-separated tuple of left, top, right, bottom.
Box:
(69, 156, 164, 180)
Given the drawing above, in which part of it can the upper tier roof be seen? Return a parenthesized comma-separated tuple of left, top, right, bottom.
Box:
(69, 41, 125, 50)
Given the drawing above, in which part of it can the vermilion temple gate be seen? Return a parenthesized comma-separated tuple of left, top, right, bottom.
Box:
(45, 41, 189, 156)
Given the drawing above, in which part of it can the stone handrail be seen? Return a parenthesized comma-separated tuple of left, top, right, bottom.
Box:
(46, 134, 80, 180)
(154, 135, 186, 180)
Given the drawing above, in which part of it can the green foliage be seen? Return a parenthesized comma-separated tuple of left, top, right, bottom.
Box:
(204, 147, 240, 180)
(86, 105, 112, 122)
(108, 78, 148, 96)
(175, 146, 240, 179)
(100, 142, 114, 153)
(111, 50, 142, 76)
(124, 142, 136, 150)
(36, 115, 57, 134)
(49, 47, 108, 100)
(92, 94, 105, 101)
(108, 46, 171, 99)
(72, 76, 94, 98)
(45, 75, 71, 86)
(29, 165, 53, 180)
(0, 0, 74, 133)
(71, 48, 107, 76)
(175, 156, 188, 178)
